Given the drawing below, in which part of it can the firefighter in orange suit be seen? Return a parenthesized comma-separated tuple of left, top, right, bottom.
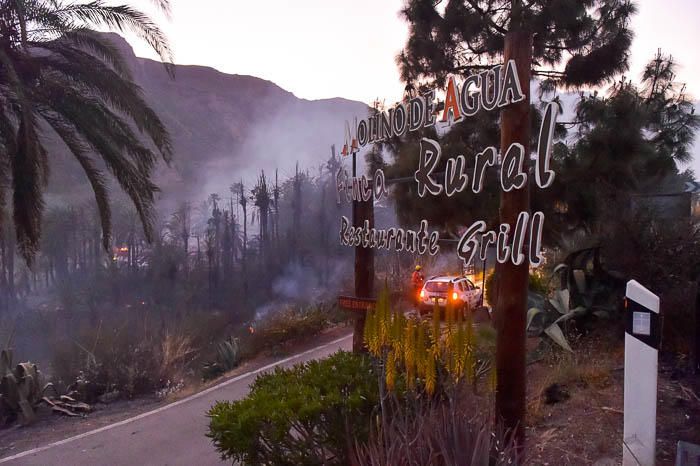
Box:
(411, 265, 424, 304)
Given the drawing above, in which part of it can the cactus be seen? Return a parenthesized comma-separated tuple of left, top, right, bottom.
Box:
(0, 349, 52, 425)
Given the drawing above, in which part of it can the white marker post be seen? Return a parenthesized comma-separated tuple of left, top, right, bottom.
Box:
(624, 280, 661, 466)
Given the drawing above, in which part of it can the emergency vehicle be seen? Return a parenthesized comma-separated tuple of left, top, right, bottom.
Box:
(418, 275, 482, 314)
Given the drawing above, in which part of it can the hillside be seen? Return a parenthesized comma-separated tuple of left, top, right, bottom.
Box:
(47, 33, 368, 210)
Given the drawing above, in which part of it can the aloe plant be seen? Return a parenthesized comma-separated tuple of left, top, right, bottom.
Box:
(0, 349, 53, 425)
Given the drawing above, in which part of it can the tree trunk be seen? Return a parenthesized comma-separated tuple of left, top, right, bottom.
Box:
(694, 280, 700, 374)
(242, 204, 248, 303)
(494, 30, 532, 452)
(7, 230, 15, 304)
(353, 155, 374, 353)
(292, 163, 301, 259)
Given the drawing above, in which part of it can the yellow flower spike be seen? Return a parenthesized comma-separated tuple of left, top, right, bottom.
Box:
(404, 319, 415, 372)
(378, 300, 388, 348)
(385, 350, 396, 392)
(404, 321, 416, 390)
(415, 323, 427, 378)
(445, 301, 454, 335)
(364, 310, 375, 355)
(431, 302, 440, 346)
(393, 311, 404, 353)
(425, 353, 437, 396)
(371, 311, 380, 355)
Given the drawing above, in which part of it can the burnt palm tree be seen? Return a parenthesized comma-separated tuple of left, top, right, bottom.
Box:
(0, 0, 173, 263)
(251, 171, 271, 262)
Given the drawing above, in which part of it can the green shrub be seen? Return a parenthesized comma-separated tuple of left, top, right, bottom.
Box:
(207, 351, 379, 465)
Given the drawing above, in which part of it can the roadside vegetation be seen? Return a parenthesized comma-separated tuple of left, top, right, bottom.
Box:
(208, 292, 517, 465)
(1, 299, 349, 425)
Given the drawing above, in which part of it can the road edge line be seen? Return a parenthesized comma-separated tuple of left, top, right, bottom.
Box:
(0, 333, 352, 463)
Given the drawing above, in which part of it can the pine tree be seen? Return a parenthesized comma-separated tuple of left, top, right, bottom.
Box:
(398, 0, 635, 90)
(533, 52, 699, 243)
(397, 0, 637, 449)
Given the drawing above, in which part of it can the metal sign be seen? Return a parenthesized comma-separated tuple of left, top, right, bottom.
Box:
(623, 280, 660, 466)
(685, 181, 700, 193)
(335, 61, 558, 269)
(337, 295, 376, 312)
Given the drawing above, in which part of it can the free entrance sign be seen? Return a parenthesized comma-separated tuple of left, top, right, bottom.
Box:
(337, 295, 376, 312)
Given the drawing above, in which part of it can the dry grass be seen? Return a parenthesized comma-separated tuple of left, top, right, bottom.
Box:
(158, 332, 197, 384)
(527, 345, 615, 426)
(525, 329, 627, 465)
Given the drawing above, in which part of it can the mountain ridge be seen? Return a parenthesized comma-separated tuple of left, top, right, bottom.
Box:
(47, 33, 369, 211)
(46, 34, 700, 212)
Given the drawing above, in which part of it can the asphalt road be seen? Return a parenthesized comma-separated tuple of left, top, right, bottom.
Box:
(0, 334, 352, 466)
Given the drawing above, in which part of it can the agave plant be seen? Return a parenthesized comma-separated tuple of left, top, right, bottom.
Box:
(553, 247, 625, 313)
(215, 337, 241, 372)
(0, 349, 53, 425)
(527, 245, 628, 352)
(527, 288, 587, 352)
(201, 337, 241, 381)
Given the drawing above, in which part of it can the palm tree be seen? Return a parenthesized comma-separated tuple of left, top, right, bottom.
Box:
(0, 0, 174, 263)
(251, 171, 271, 263)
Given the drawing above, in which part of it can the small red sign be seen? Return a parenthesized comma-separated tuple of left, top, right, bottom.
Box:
(337, 295, 376, 312)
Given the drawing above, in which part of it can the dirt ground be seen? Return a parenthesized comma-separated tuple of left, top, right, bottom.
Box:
(525, 328, 700, 465)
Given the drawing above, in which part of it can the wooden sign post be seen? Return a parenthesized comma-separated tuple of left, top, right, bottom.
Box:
(494, 29, 532, 450)
(352, 150, 374, 353)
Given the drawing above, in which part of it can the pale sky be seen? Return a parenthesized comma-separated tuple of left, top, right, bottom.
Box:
(124, 0, 700, 105)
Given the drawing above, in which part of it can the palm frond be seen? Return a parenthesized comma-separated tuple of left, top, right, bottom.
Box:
(0, 47, 48, 262)
(31, 45, 172, 159)
(0, 0, 172, 262)
(12, 115, 47, 263)
(41, 113, 112, 250)
(43, 87, 158, 242)
(55, 1, 173, 74)
(55, 28, 134, 79)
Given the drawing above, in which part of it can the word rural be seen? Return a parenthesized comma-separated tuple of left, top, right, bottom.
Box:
(337, 60, 557, 268)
